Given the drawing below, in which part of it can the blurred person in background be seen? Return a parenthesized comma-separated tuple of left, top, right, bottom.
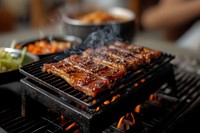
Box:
(141, 0, 200, 51)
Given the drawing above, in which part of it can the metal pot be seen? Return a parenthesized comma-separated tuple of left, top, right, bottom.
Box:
(62, 7, 136, 42)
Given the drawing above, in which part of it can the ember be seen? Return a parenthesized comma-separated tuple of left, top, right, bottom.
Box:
(117, 113, 136, 131)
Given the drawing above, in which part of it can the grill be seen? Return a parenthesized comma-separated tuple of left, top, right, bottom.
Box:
(19, 52, 175, 133)
(112, 68, 200, 133)
(0, 104, 80, 133)
(1, 67, 200, 133)
(19, 53, 174, 108)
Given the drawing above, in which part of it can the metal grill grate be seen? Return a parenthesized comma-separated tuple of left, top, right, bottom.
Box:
(20, 53, 174, 108)
(20, 52, 176, 133)
(1, 67, 199, 133)
(106, 68, 200, 133)
(0, 106, 81, 133)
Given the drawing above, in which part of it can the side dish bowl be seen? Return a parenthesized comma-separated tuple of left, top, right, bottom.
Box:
(15, 35, 82, 59)
(0, 47, 39, 85)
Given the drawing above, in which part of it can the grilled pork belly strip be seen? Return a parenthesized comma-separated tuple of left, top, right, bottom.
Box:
(43, 61, 108, 97)
(110, 41, 161, 63)
(94, 47, 144, 70)
(42, 41, 161, 97)
(64, 54, 125, 85)
(83, 49, 129, 70)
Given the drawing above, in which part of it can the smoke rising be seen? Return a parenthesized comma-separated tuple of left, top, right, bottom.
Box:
(80, 26, 122, 50)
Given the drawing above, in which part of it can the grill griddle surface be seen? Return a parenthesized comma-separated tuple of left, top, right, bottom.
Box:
(20, 53, 174, 108)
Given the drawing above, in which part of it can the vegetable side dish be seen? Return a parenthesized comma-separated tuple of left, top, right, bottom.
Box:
(16, 40, 72, 55)
(0, 48, 26, 73)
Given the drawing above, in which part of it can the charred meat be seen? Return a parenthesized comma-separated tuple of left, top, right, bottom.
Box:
(109, 41, 161, 63)
(83, 49, 129, 70)
(42, 41, 161, 97)
(43, 61, 108, 97)
(64, 54, 125, 85)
